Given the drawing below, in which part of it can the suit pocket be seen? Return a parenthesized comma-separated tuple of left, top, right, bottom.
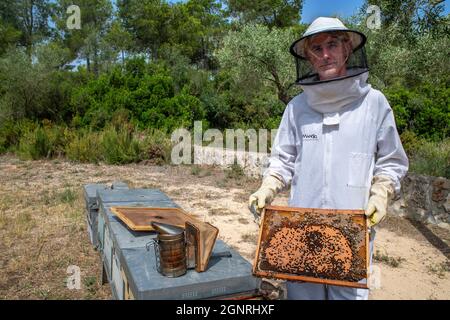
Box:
(348, 152, 373, 188)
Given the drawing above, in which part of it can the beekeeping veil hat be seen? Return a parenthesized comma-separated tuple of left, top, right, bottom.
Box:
(290, 17, 369, 85)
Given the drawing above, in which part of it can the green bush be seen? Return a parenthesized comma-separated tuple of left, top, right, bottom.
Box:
(70, 60, 206, 131)
(9, 119, 173, 165)
(401, 131, 449, 178)
(64, 125, 172, 165)
(225, 163, 245, 180)
(17, 122, 67, 160)
(408, 138, 450, 178)
(140, 128, 173, 165)
(385, 84, 449, 141)
(400, 130, 424, 156)
(65, 129, 102, 163)
(99, 125, 142, 164)
(0, 119, 38, 154)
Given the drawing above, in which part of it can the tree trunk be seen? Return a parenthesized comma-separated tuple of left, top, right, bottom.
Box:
(277, 89, 290, 105)
(153, 45, 158, 61)
(93, 42, 99, 76)
(26, 0, 34, 62)
(270, 67, 291, 104)
(86, 56, 91, 73)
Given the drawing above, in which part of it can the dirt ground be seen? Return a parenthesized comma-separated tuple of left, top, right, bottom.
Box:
(0, 154, 449, 300)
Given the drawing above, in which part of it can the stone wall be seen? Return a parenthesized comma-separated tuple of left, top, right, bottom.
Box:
(390, 174, 450, 226)
(193, 146, 269, 177)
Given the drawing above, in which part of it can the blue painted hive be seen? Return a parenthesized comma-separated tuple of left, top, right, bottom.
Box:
(85, 184, 260, 299)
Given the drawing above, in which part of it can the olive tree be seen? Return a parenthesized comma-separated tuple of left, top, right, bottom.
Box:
(216, 24, 300, 105)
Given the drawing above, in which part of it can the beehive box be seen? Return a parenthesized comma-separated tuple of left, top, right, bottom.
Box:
(89, 186, 261, 299)
(253, 205, 369, 289)
(83, 184, 109, 248)
(83, 182, 130, 249)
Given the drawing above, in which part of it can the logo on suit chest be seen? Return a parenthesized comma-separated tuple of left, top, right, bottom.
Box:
(302, 133, 319, 141)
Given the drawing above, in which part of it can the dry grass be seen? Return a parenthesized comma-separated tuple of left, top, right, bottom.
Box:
(210, 208, 235, 216)
(427, 261, 450, 279)
(238, 218, 250, 225)
(0, 155, 256, 299)
(233, 192, 250, 203)
(241, 232, 258, 243)
(0, 157, 111, 299)
(373, 250, 406, 268)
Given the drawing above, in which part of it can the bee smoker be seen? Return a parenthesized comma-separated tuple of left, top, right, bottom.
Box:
(146, 221, 231, 277)
(146, 222, 187, 278)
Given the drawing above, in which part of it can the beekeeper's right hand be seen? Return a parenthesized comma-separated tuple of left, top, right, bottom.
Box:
(248, 174, 285, 217)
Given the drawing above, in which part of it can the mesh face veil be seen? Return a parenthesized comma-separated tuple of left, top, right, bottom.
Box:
(290, 17, 369, 85)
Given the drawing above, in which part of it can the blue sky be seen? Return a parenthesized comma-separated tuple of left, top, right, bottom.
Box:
(301, 0, 449, 23)
(301, 0, 365, 23)
(168, 0, 449, 22)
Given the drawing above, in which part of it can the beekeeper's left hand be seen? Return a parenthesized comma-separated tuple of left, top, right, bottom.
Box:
(365, 175, 394, 227)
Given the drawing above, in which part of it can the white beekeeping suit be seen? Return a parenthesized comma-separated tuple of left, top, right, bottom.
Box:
(268, 72, 408, 210)
(248, 17, 408, 300)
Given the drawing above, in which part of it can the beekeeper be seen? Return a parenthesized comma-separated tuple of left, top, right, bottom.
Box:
(249, 17, 408, 300)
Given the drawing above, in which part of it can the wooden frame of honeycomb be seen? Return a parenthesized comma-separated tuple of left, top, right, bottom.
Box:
(253, 205, 369, 289)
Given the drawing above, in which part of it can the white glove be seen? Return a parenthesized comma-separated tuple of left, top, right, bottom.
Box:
(249, 174, 285, 218)
(365, 175, 394, 227)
